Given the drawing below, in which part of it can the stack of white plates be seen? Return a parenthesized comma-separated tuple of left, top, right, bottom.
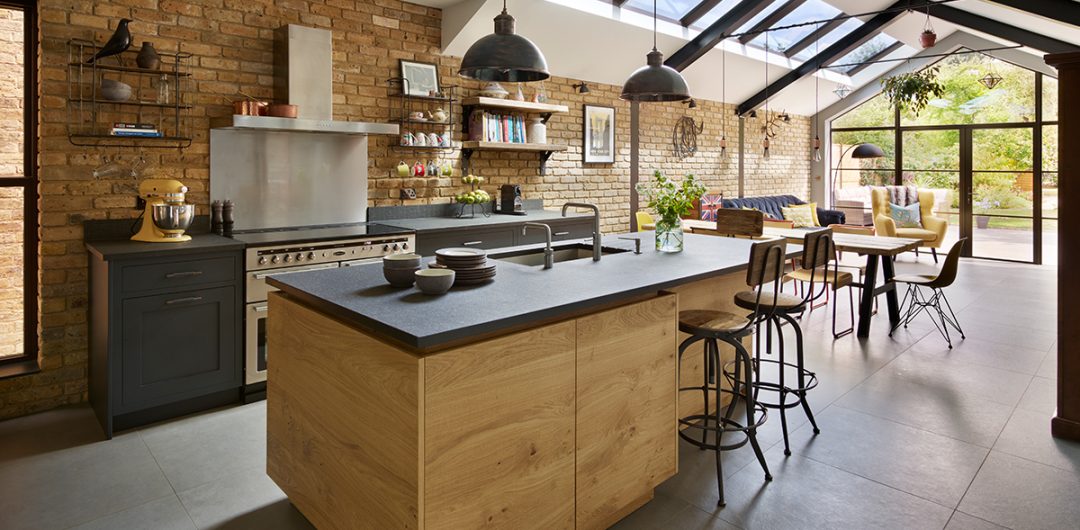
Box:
(433, 248, 497, 285)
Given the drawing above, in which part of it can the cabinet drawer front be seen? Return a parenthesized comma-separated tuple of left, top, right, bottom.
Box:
(416, 228, 516, 255)
(123, 256, 236, 294)
(118, 285, 240, 412)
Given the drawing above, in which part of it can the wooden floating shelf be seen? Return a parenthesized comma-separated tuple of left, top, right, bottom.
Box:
(460, 97, 569, 114)
(391, 92, 456, 102)
(398, 118, 453, 126)
(460, 141, 567, 152)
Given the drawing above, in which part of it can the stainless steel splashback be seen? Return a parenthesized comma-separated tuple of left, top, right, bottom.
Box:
(210, 129, 368, 231)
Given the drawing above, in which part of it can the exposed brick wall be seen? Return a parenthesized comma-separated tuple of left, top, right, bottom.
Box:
(0, 0, 811, 419)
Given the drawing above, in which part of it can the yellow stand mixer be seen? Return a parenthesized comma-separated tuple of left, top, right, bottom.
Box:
(131, 179, 195, 243)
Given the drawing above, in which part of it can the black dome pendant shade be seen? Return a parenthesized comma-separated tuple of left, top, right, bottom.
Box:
(459, 1, 550, 82)
(621, 0, 691, 102)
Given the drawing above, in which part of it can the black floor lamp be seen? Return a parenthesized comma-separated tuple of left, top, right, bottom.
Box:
(832, 142, 885, 212)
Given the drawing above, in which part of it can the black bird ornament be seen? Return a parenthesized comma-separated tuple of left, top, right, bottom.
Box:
(86, 19, 132, 65)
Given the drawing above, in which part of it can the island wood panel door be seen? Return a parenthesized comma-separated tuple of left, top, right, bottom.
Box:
(664, 272, 753, 416)
(265, 293, 424, 530)
(423, 320, 577, 530)
(575, 294, 679, 530)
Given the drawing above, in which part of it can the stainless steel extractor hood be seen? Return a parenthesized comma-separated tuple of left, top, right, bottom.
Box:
(211, 25, 397, 137)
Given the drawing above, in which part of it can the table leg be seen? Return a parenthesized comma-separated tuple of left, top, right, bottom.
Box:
(857, 255, 880, 337)
(881, 255, 901, 326)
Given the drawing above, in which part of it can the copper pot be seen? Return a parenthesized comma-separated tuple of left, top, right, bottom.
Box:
(268, 104, 299, 118)
(233, 100, 268, 116)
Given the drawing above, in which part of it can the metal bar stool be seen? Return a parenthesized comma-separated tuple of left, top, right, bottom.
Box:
(676, 239, 785, 506)
(728, 231, 835, 457)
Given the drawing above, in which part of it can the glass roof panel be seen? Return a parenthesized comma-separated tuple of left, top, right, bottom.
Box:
(686, 0, 743, 29)
(624, 0, 702, 22)
(749, 1, 840, 53)
(731, 1, 789, 35)
(792, 18, 861, 61)
(830, 33, 899, 70)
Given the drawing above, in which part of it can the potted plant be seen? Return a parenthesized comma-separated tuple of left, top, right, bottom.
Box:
(636, 170, 707, 253)
(920, 29, 937, 48)
(880, 66, 945, 117)
(974, 198, 997, 229)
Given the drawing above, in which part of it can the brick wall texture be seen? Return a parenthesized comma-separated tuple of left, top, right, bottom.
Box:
(0, 0, 811, 419)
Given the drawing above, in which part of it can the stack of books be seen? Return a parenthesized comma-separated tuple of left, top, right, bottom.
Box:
(467, 109, 529, 144)
(111, 123, 163, 138)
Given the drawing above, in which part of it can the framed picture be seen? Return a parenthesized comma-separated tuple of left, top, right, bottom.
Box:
(400, 60, 440, 97)
(583, 105, 615, 163)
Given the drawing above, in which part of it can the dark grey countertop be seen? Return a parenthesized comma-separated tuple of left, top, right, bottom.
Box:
(380, 209, 593, 233)
(86, 234, 245, 261)
(268, 232, 801, 354)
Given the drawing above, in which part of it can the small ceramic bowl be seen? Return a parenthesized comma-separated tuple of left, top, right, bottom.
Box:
(383, 253, 421, 269)
(100, 79, 132, 102)
(384, 266, 419, 287)
(415, 269, 455, 295)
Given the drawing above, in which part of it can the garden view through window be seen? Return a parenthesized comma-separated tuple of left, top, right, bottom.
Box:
(831, 51, 1058, 264)
(0, 5, 27, 362)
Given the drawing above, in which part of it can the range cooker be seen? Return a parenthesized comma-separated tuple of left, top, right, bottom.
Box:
(231, 223, 415, 399)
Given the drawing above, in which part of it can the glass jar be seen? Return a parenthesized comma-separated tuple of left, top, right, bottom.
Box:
(655, 216, 684, 253)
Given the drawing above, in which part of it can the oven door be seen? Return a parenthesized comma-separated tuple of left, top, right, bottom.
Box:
(245, 302, 268, 385)
(341, 257, 385, 267)
(246, 262, 339, 303)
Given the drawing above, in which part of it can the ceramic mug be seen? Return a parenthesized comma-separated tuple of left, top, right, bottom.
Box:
(441, 135, 452, 147)
(413, 161, 425, 177)
(442, 162, 453, 176)
(409, 111, 425, 121)
(427, 161, 438, 177)
(400, 132, 414, 146)
(397, 161, 410, 177)
(428, 133, 440, 146)
(414, 133, 428, 147)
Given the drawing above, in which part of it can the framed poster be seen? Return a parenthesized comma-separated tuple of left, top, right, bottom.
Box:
(583, 105, 615, 163)
(400, 60, 440, 97)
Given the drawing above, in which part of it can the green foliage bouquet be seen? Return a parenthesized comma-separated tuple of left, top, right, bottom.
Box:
(635, 171, 707, 224)
(881, 66, 946, 117)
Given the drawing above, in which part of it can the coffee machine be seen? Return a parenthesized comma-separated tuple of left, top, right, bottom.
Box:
(498, 184, 526, 215)
(132, 179, 195, 243)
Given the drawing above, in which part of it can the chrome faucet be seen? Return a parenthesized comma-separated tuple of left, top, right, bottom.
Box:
(522, 222, 554, 269)
(561, 201, 602, 261)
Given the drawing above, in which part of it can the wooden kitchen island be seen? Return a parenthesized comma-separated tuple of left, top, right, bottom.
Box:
(265, 233, 797, 529)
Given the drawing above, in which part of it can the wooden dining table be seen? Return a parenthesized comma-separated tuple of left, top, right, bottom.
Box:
(680, 219, 921, 338)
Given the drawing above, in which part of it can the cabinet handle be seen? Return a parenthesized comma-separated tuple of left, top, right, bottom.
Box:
(165, 271, 203, 279)
(253, 306, 269, 313)
(165, 296, 203, 305)
(462, 240, 483, 246)
(554, 231, 570, 237)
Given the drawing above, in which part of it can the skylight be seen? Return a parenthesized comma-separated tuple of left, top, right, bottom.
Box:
(830, 33, 900, 70)
(624, 0, 700, 22)
(791, 18, 861, 61)
(749, 1, 840, 52)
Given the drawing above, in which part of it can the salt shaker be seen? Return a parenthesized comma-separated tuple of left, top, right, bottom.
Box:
(211, 200, 224, 235)
(222, 200, 235, 237)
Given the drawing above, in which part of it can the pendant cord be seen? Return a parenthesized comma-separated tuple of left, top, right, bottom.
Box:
(653, 0, 658, 51)
(721, 45, 726, 136)
(813, 22, 819, 132)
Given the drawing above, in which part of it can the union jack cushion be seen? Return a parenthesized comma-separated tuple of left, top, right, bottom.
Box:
(699, 194, 724, 221)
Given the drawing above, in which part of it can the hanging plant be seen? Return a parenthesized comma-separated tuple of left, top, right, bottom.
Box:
(880, 66, 945, 117)
(920, 6, 937, 48)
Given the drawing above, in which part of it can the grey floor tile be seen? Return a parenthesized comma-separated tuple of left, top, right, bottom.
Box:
(656, 434, 776, 511)
(878, 354, 1034, 407)
(905, 334, 1049, 376)
(71, 495, 196, 530)
(140, 401, 267, 492)
(950, 319, 1056, 352)
(1037, 351, 1057, 379)
(701, 445, 953, 530)
(835, 363, 1020, 447)
(664, 505, 741, 530)
(1017, 377, 1056, 415)
(177, 467, 313, 530)
(993, 408, 1080, 473)
(0, 405, 106, 463)
(609, 493, 694, 530)
(788, 406, 989, 508)
(958, 451, 1080, 530)
(0, 432, 174, 530)
(945, 511, 1008, 530)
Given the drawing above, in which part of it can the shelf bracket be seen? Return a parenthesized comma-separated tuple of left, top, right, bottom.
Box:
(539, 150, 554, 176)
(461, 148, 475, 175)
(461, 105, 475, 134)
(540, 112, 554, 125)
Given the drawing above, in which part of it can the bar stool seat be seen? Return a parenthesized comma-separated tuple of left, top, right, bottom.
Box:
(678, 310, 752, 336)
(785, 267, 853, 289)
(733, 290, 804, 312)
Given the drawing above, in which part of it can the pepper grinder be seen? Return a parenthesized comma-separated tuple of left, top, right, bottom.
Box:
(211, 200, 224, 235)
(222, 200, 235, 237)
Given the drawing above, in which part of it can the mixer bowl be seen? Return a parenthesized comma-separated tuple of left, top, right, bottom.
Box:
(151, 203, 195, 233)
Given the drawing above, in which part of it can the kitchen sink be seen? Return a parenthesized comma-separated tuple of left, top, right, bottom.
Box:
(492, 243, 628, 267)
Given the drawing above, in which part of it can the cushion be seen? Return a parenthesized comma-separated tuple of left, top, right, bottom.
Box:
(781, 205, 815, 228)
(806, 202, 821, 227)
(723, 195, 805, 221)
(699, 194, 723, 222)
(894, 227, 938, 242)
(889, 202, 922, 228)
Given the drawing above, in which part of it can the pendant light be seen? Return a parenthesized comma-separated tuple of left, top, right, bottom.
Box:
(811, 24, 822, 163)
(620, 0, 691, 102)
(979, 55, 1003, 89)
(833, 84, 852, 99)
(459, 0, 550, 82)
(762, 31, 770, 160)
(719, 47, 727, 159)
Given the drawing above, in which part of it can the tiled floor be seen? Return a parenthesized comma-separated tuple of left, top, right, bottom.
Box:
(0, 257, 1073, 529)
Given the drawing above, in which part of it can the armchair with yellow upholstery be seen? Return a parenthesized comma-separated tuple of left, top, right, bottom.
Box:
(871, 187, 948, 261)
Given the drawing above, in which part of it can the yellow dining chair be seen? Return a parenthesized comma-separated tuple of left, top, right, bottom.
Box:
(635, 210, 655, 231)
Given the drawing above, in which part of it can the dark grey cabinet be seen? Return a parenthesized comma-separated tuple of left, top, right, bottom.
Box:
(415, 218, 595, 256)
(88, 244, 243, 438)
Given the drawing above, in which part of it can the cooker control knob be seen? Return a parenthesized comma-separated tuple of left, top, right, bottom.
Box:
(392, 244, 400, 251)
(295, 253, 304, 262)
(283, 254, 292, 263)
(258, 256, 267, 265)
(384, 244, 390, 252)
(271, 256, 279, 264)
(307, 252, 316, 260)
(402, 242, 409, 250)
